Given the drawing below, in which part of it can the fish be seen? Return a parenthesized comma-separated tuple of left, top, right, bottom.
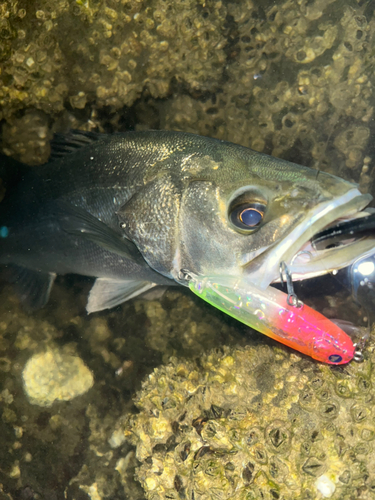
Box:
(188, 272, 359, 364)
(0, 129, 374, 313)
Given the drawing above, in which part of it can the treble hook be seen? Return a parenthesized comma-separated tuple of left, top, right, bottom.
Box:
(353, 344, 364, 363)
(279, 261, 303, 308)
(353, 333, 368, 363)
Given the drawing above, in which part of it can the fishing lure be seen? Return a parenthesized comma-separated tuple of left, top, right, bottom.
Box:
(186, 272, 358, 364)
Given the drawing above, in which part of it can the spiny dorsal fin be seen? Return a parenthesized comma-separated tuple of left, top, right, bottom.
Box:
(49, 130, 104, 161)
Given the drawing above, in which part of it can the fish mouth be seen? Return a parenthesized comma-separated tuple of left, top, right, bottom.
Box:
(286, 214, 375, 282)
(245, 188, 374, 289)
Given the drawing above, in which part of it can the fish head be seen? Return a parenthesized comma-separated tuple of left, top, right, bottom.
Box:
(117, 141, 372, 287)
(175, 146, 372, 288)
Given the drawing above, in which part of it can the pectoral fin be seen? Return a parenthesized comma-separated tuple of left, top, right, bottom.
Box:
(4, 264, 56, 310)
(87, 278, 156, 314)
(55, 202, 146, 265)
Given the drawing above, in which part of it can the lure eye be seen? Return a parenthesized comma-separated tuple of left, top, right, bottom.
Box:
(328, 354, 343, 363)
(230, 203, 265, 231)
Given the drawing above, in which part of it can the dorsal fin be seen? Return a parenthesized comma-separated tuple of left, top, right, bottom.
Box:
(49, 130, 104, 161)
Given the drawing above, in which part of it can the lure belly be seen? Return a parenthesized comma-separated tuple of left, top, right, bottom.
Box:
(188, 274, 355, 364)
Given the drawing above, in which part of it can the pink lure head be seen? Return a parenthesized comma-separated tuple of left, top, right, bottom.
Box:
(311, 318, 355, 364)
(275, 300, 355, 364)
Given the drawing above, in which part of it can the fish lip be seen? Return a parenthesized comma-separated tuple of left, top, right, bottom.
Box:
(244, 188, 373, 289)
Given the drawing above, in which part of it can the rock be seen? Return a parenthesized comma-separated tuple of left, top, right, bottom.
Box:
(22, 347, 94, 407)
(125, 342, 375, 499)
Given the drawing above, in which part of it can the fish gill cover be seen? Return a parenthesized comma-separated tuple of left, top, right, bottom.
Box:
(0, 0, 375, 499)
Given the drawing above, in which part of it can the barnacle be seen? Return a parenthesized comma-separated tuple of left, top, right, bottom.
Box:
(2, 111, 52, 164)
(125, 342, 375, 499)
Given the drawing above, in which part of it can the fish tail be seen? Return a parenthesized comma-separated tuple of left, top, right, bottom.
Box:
(0, 154, 56, 309)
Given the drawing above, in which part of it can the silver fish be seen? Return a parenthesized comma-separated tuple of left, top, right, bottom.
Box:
(0, 130, 373, 313)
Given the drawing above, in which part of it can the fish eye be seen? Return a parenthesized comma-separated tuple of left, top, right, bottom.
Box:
(229, 203, 265, 232)
(239, 207, 263, 226)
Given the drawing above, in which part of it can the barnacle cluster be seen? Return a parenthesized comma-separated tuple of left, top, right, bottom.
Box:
(0, 0, 227, 119)
(125, 343, 375, 499)
(1, 0, 374, 180)
(158, 2, 375, 182)
(1, 111, 52, 164)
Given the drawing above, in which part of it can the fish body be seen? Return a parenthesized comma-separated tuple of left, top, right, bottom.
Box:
(0, 130, 372, 312)
(189, 273, 356, 364)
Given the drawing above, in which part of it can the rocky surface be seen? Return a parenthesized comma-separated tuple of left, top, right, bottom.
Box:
(1, 0, 374, 187)
(124, 341, 375, 499)
(0, 281, 247, 499)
